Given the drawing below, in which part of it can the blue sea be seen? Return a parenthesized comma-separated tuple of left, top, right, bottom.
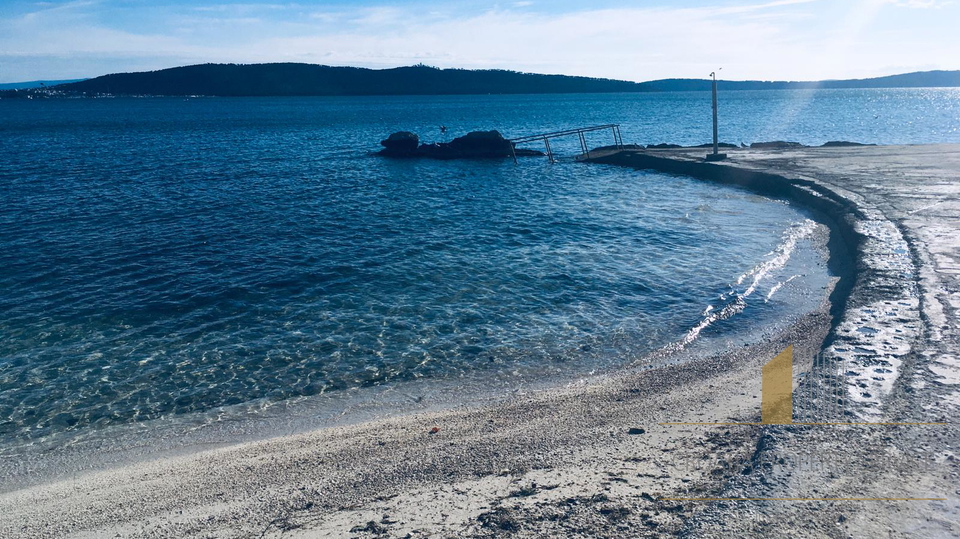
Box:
(0, 88, 958, 459)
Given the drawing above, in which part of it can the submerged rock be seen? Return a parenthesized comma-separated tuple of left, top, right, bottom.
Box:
(514, 148, 548, 157)
(589, 144, 644, 152)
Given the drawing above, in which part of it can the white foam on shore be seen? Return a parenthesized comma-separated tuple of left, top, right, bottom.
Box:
(737, 219, 817, 298)
(670, 219, 819, 352)
(766, 275, 800, 302)
(676, 296, 747, 349)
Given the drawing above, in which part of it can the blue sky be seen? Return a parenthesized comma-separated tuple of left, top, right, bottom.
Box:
(0, 0, 957, 83)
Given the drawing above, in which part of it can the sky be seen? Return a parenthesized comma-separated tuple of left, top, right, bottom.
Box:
(0, 0, 958, 83)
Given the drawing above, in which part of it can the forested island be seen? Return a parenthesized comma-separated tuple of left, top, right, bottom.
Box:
(4, 64, 960, 97)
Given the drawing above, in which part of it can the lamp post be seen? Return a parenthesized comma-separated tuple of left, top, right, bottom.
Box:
(706, 69, 727, 162)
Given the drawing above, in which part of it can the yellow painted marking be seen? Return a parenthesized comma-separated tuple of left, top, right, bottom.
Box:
(762, 346, 793, 424)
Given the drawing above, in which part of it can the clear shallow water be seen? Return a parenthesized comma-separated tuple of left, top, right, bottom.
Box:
(1, 87, 955, 448)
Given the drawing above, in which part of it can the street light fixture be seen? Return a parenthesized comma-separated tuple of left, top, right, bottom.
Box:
(706, 68, 727, 162)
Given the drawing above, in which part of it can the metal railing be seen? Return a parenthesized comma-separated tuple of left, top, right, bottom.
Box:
(509, 124, 623, 163)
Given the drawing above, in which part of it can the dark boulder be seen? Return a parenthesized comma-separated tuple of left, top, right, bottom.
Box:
(646, 143, 683, 149)
(418, 130, 513, 159)
(589, 144, 644, 152)
(691, 142, 738, 149)
(415, 142, 455, 159)
(445, 130, 514, 157)
(380, 131, 419, 156)
(821, 141, 876, 147)
(379, 130, 548, 159)
(750, 141, 806, 149)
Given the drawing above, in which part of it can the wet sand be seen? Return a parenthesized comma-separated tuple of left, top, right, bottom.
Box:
(2, 144, 958, 538)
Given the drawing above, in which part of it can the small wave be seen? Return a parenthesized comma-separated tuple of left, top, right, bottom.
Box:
(737, 219, 817, 298)
(676, 295, 747, 350)
(665, 219, 817, 353)
(766, 274, 800, 302)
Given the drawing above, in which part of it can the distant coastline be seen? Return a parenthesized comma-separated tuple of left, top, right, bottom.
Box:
(2, 64, 959, 98)
(0, 79, 86, 91)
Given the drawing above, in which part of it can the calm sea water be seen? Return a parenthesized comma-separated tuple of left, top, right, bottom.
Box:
(0, 88, 957, 448)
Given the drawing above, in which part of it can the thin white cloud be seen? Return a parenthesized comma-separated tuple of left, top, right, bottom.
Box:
(308, 11, 342, 23)
(17, 0, 98, 21)
(0, 0, 957, 82)
(892, 0, 954, 7)
(711, 0, 819, 14)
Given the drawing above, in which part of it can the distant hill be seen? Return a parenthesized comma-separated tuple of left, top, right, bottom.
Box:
(55, 64, 643, 96)
(0, 79, 85, 90)
(641, 70, 960, 91)
(24, 64, 960, 97)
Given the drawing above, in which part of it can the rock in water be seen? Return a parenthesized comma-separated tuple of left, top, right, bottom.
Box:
(691, 142, 739, 149)
(750, 141, 806, 149)
(379, 130, 545, 159)
(646, 143, 684, 149)
(446, 130, 514, 157)
(821, 141, 876, 147)
(380, 131, 419, 156)
(416, 130, 516, 159)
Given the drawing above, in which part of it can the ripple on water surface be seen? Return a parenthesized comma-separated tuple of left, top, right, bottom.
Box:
(0, 97, 836, 451)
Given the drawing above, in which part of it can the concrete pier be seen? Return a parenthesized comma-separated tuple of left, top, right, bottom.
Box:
(589, 144, 960, 536)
